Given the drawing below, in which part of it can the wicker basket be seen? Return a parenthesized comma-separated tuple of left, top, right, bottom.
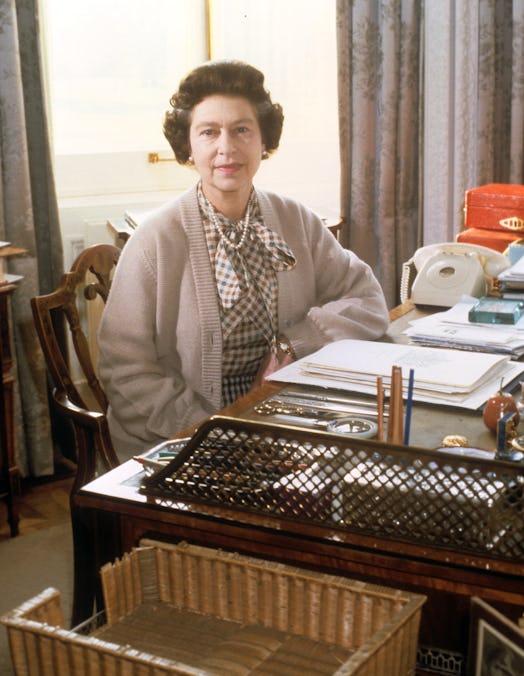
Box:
(1, 541, 425, 675)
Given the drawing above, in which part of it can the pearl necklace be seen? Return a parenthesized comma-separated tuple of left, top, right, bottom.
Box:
(210, 202, 251, 251)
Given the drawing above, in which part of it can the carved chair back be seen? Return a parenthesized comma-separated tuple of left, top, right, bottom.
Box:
(31, 243, 121, 478)
(31, 243, 123, 624)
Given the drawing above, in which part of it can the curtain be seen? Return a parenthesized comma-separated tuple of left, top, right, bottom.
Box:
(423, 0, 524, 245)
(337, 0, 524, 308)
(0, 0, 64, 476)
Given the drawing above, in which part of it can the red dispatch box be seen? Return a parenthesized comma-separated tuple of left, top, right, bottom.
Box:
(457, 183, 524, 253)
(456, 227, 523, 253)
(464, 183, 524, 232)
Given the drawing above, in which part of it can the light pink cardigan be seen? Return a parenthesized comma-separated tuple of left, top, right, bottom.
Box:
(98, 185, 389, 459)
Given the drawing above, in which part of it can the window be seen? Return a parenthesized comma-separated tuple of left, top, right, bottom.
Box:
(208, 0, 339, 217)
(41, 0, 339, 221)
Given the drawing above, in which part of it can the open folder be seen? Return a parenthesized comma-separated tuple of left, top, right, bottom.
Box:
(267, 339, 524, 410)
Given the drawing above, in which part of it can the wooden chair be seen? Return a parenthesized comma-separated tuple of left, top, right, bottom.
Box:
(31, 243, 121, 626)
(327, 217, 345, 242)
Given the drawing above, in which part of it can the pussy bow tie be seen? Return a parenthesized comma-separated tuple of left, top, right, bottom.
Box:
(216, 220, 296, 309)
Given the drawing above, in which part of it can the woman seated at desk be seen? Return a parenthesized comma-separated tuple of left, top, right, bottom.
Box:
(98, 60, 389, 460)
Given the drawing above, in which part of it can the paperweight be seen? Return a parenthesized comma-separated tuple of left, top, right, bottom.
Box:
(468, 297, 524, 325)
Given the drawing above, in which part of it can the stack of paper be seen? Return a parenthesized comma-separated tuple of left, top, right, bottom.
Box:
(498, 255, 524, 288)
(497, 256, 524, 299)
(267, 338, 524, 410)
(404, 300, 524, 358)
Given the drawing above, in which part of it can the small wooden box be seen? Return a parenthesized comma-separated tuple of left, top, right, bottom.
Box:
(464, 183, 524, 233)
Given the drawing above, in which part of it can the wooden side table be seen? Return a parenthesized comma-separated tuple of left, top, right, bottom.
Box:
(0, 284, 20, 536)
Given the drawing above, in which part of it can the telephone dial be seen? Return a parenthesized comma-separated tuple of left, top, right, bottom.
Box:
(400, 242, 510, 307)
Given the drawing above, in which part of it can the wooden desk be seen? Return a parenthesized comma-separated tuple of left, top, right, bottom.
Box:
(74, 305, 524, 674)
(75, 379, 524, 675)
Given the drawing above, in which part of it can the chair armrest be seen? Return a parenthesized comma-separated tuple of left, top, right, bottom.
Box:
(52, 390, 120, 491)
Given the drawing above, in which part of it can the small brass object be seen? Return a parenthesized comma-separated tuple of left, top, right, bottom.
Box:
(441, 435, 469, 447)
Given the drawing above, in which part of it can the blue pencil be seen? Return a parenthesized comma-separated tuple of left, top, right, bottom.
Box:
(403, 368, 415, 445)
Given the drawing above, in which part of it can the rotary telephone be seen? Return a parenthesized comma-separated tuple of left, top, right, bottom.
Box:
(400, 242, 510, 307)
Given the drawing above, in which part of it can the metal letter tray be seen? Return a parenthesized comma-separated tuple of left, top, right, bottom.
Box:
(140, 416, 524, 561)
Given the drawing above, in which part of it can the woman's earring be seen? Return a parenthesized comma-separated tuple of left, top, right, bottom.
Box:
(188, 155, 194, 164)
(261, 150, 269, 159)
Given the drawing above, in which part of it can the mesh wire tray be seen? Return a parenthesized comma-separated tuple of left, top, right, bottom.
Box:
(140, 415, 524, 561)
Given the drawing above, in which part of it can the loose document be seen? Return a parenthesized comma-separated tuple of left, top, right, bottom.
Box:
(404, 299, 524, 358)
(267, 338, 524, 410)
(497, 254, 524, 288)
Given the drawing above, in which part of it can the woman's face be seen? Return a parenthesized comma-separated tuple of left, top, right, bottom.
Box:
(189, 94, 265, 209)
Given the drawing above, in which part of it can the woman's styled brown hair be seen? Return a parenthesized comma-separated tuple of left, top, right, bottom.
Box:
(163, 60, 284, 164)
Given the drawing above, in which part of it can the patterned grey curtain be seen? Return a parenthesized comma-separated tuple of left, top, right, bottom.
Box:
(423, 0, 524, 246)
(336, 0, 422, 309)
(337, 0, 524, 308)
(0, 0, 64, 476)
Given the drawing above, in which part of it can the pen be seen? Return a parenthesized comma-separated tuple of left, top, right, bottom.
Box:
(280, 389, 389, 410)
(403, 368, 415, 445)
(270, 396, 387, 417)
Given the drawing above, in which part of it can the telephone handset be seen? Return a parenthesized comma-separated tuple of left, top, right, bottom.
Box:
(400, 242, 510, 307)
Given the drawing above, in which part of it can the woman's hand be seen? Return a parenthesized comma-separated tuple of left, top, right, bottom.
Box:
(249, 343, 295, 391)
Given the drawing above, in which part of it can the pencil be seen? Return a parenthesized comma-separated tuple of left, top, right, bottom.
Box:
(376, 376, 384, 441)
(387, 366, 403, 444)
(387, 366, 398, 444)
(393, 366, 404, 444)
(386, 369, 394, 443)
